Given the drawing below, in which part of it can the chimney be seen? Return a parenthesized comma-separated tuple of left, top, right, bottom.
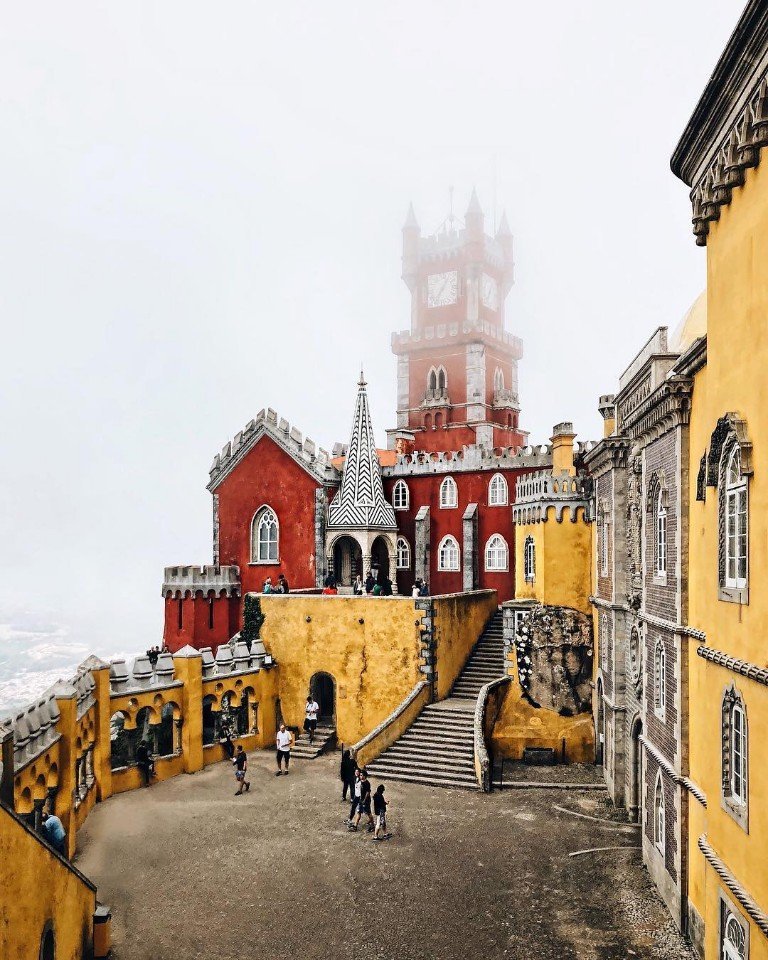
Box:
(551, 422, 576, 476)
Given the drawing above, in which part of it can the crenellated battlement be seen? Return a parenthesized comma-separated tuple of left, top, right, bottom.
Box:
(383, 442, 553, 477)
(162, 565, 240, 598)
(512, 469, 593, 524)
(207, 408, 339, 492)
(391, 320, 523, 359)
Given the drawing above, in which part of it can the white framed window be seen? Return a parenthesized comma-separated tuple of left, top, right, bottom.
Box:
(721, 899, 747, 960)
(251, 506, 278, 563)
(722, 685, 748, 828)
(523, 536, 535, 582)
(654, 770, 665, 854)
(654, 638, 666, 716)
(600, 511, 609, 577)
(437, 535, 460, 571)
(392, 479, 409, 510)
(396, 536, 411, 570)
(655, 491, 667, 576)
(439, 476, 458, 509)
(725, 447, 748, 590)
(488, 473, 508, 506)
(600, 613, 608, 671)
(484, 534, 509, 572)
(731, 702, 747, 803)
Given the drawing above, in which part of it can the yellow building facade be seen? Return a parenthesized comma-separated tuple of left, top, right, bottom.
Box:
(672, 6, 768, 954)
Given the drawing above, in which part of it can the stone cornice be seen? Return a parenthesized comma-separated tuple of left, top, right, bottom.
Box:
(583, 436, 631, 474)
(671, 2, 768, 245)
(698, 835, 768, 936)
(620, 376, 693, 443)
(674, 335, 707, 378)
(697, 644, 768, 687)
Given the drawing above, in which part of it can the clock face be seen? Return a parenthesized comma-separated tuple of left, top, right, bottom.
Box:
(427, 270, 458, 308)
(481, 273, 498, 311)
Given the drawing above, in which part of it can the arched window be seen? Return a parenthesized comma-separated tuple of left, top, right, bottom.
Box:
(493, 366, 504, 391)
(437, 366, 447, 392)
(440, 476, 458, 508)
(396, 537, 411, 570)
(438, 535, 460, 571)
(722, 685, 748, 827)
(392, 479, 409, 510)
(654, 638, 666, 716)
(251, 506, 279, 563)
(488, 473, 508, 506)
(655, 491, 667, 576)
(524, 536, 535, 582)
(722, 905, 747, 960)
(599, 506, 609, 576)
(428, 367, 437, 391)
(484, 534, 508, 572)
(725, 447, 748, 590)
(654, 771, 665, 853)
(424, 412, 433, 430)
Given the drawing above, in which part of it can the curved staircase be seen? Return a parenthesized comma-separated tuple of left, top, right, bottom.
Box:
(366, 611, 506, 789)
(291, 722, 336, 759)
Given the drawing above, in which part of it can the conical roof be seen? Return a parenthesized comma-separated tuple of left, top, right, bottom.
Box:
(327, 373, 397, 530)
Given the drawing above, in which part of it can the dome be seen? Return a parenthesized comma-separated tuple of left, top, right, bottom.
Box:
(670, 290, 707, 353)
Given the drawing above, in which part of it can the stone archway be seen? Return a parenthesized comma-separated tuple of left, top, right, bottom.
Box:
(629, 716, 643, 824)
(371, 536, 391, 588)
(331, 535, 363, 588)
(310, 672, 336, 723)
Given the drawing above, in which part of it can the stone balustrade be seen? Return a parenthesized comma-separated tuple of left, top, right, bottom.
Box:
(513, 470, 593, 524)
(162, 564, 240, 598)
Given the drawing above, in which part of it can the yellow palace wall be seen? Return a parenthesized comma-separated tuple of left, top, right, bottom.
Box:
(513, 507, 592, 613)
(686, 158, 768, 960)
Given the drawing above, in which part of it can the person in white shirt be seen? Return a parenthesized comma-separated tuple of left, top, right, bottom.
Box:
(304, 695, 320, 744)
(275, 723, 293, 775)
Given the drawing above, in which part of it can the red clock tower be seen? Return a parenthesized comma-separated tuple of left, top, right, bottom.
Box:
(388, 190, 527, 454)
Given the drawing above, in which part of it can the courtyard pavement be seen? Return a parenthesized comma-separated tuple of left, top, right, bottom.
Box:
(76, 751, 693, 960)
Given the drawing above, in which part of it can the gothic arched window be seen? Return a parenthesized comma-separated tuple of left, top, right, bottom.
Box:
(654, 770, 665, 854)
(524, 536, 535, 582)
(440, 476, 458, 508)
(655, 491, 667, 576)
(493, 367, 504, 391)
(251, 506, 279, 563)
(724, 446, 748, 591)
(654, 637, 666, 717)
(484, 534, 508, 572)
(393, 479, 409, 510)
(396, 537, 411, 570)
(722, 685, 748, 829)
(488, 473, 508, 506)
(721, 903, 747, 960)
(428, 367, 437, 392)
(600, 614, 608, 671)
(437, 535, 460, 571)
(437, 366, 447, 392)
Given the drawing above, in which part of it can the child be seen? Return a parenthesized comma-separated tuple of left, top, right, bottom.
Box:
(373, 784, 390, 841)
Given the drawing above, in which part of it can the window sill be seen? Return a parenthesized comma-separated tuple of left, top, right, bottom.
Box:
(488, 502, 508, 508)
(394, 505, 409, 512)
(249, 560, 280, 567)
(719, 586, 749, 605)
(721, 795, 749, 832)
(652, 574, 668, 587)
(439, 505, 458, 510)
(485, 568, 509, 574)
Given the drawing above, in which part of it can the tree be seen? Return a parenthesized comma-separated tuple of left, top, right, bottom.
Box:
(241, 593, 265, 652)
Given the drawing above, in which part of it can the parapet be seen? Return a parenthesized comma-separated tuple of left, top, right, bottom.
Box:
(162, 565, 241, 598)
(207, 408, 339, 492)
(512, 470, 593, 524)
(7, 690, 63, 773)
(391, 320, 523, 360)
(109, 653, 181, 695)
(383, 443, 554, 477)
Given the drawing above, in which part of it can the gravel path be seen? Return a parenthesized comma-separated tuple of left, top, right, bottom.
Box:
(76, 752, 693, 960)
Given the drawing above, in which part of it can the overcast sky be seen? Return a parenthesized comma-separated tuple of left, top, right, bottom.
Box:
(0, 1, 744, 710)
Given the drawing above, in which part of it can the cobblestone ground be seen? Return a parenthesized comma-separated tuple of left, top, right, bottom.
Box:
(77, 752, 693, 960)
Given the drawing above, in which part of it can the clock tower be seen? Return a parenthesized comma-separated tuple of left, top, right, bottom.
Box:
(388, 190, 527, 454)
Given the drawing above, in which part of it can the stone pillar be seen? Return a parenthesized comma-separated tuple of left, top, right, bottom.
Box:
(172, 647, 204, 774)
(212, 493, 220, 565)
(90, 660, 113, 802)
(314, 489, 327, 588)
(53, 682, 78, 858)
(414, 506, 431, 586)
(465, 344, 486, 422)
(462, 503, 479, 591)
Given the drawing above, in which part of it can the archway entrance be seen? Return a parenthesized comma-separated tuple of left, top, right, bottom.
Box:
(332, 536, 362, 588)
(371, 536, 390, 587)
(596, 678, 604, 766)
(310, 672, 335, 723)
(630, 717, 643, 824)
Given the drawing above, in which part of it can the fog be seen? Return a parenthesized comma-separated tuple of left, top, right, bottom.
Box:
(0, 1, 743, 710)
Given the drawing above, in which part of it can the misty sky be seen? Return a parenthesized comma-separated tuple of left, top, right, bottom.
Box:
(0, 2, 744, 711)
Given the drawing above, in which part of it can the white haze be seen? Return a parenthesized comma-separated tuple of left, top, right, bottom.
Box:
(0, 1, 743, 711)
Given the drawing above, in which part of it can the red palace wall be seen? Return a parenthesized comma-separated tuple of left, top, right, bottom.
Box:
(383, 466, 536, 601)
(163, 594, 240, 653)
(216, 435, 324, 595)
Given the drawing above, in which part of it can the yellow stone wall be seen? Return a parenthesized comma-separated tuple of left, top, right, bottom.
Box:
(686, 158, 768, 960)
(0, 803, 96, 960)
(432, 590, 499, 700)
(514, 507, 592, 614)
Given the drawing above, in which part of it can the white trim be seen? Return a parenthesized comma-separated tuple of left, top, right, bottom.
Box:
(250, 504, 279, 564)
(488, 472, 508, 506)
(395, 536, 411, 570)
(392, 479, 410, 511)
(654, 769, 665, 854)
(437, 534, 460, 571)
(484, 534, 509, 572)
(439, 475, 458, 509)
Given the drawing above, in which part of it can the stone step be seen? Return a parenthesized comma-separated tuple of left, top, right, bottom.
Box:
(367, 756, 476, 778)
(398, 733, 473, 750)
(366, 764, 477, 789)
(377, 752, 475, 774)
(381, 743, 474, 761)
(411, 717, 474, 731)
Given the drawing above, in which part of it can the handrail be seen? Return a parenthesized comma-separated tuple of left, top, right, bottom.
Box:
(474, 676, 511, 792)
(351, 680, 430, 768)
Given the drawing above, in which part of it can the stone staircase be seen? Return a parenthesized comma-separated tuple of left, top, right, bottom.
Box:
(365, 611, 506, 790)
(290, 722, 336, 759)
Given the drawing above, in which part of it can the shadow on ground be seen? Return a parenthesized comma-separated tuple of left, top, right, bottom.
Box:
(76, 752, 692, 960)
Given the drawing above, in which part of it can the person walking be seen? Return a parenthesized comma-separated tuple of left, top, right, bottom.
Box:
(41, 812, 67, 856)
(304, 694, 319, 745)
(350, 769, 374, 832)
(275, 723, 293, 775)
(233, 745, 250, 795)
(346, 767, 362, 825)
(340, 749, 357, 802)
(136, 739, 154, 787)
(372, 784, 390, 841)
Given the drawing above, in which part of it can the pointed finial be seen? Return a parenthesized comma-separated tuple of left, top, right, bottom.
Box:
(402, 202, 419, 231)
(465, 186, 482, 216)
(358, 366, 367, 387)
(496, 210, 511, 237)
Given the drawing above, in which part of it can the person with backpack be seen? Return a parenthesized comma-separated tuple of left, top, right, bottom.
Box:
(233, 745, 250, 795)
(136, 740, 155, 787)
(340, 749, 358, 802)
(349, 769, 374, 832)
(372, 784, 390, 841)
